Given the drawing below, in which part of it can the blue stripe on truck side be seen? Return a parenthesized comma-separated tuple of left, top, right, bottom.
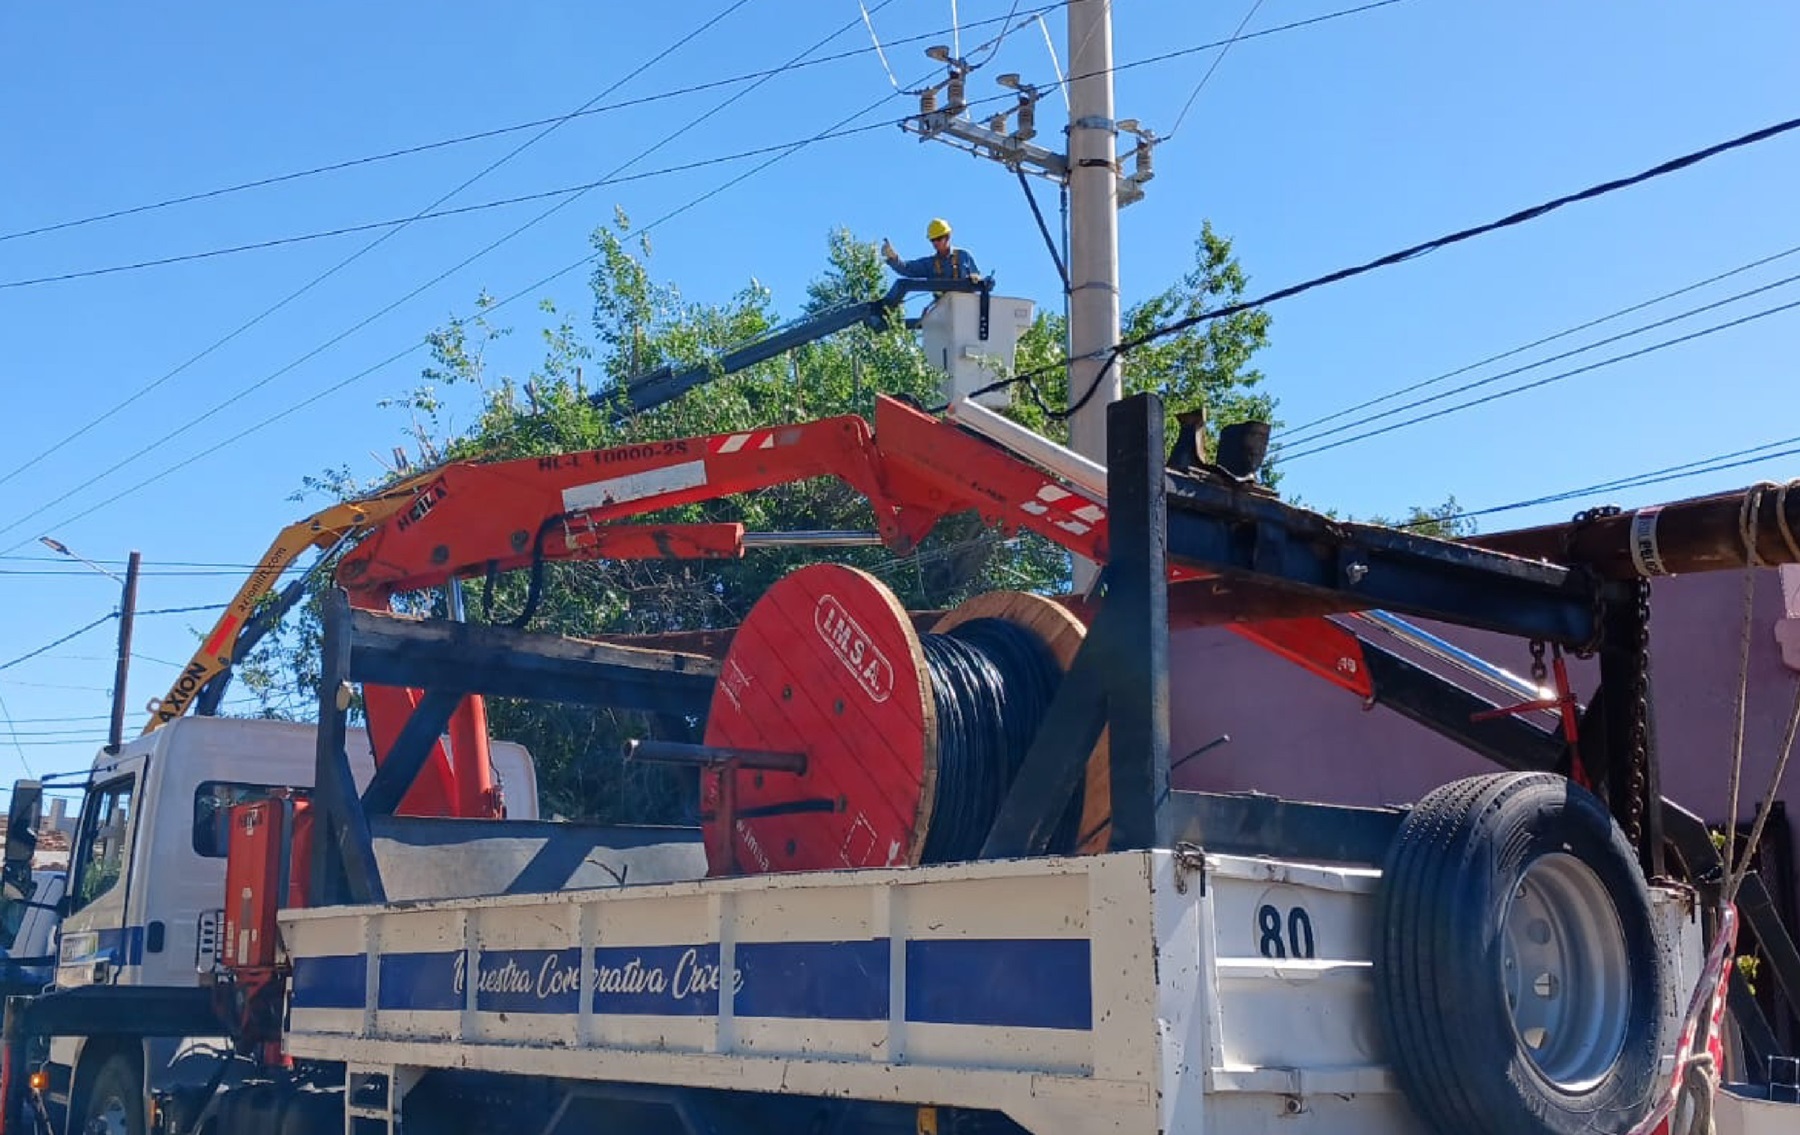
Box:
(378, 950, 463, 1011)
(292, 954, 367, 1010)
(905, 938, 1092, 1031)
(291, 937, 1093, 1030)
(733, 939, 890, 1020)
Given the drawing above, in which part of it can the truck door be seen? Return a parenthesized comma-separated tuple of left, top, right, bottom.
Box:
(56, 770, 139, 988)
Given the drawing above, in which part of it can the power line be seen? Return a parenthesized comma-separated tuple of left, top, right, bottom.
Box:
(0, 3, 889, 551)
(0, 0, 1450, 553)
(0, 614, 116, 674)
(1407, 433, 1800, 530)
(0, 6, 1055, 247)
(0, 12, 925, 559)
(1167, 0, 1270, 138)
(0, 690, 36, 776)
(2, 1, 1399, 292)
(1275, 267, 1800, 454)
(969, 110, 1800, 415)
(1111, 0, 1407, 79)
(1278, 239, 1800, 446)
(0, 0, 1368, 292)
(0, 1, 753, 503)
(0, 120, 910, 290)
(1281, 293, 1800, 461)
(1120, 113, 1800, 354)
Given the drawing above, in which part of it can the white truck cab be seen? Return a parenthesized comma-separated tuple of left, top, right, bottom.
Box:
(44, 715, 540, 1123)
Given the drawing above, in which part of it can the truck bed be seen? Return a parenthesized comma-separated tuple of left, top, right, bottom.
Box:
(280, 849, 1703, 1135)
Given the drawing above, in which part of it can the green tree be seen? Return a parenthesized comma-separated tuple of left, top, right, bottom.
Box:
(233, 215, 1284, 820)
(1006, 220, 1279, 483)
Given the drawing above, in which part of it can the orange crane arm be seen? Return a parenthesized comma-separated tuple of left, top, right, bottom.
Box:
(140, 476, 442, 736)
(329, 396, 1373, 819)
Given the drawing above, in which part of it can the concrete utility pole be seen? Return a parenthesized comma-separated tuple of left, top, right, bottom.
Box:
(1063, 0, 1122, 590)
(903, 0, 1145, 591)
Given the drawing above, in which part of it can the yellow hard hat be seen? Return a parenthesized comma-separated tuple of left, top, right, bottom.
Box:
(925, 217, 952, 240)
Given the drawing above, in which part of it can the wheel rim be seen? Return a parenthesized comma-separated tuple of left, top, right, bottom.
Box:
(1501, 851, 1632, 1091)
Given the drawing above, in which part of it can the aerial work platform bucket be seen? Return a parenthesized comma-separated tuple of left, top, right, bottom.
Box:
(920, 290, 1036, 409)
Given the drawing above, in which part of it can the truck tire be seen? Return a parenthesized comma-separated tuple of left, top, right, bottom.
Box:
(82, 1053, 146, 1135)
(1373, 772, 1665, 1135)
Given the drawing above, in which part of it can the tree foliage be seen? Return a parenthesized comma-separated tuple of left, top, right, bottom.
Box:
(231, 214, 1293, 820)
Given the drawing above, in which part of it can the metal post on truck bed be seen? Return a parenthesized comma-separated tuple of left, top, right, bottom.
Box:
(981, 391, 1173, 857)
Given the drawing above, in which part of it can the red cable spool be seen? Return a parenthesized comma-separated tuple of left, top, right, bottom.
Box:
(698, 562, 1109, 875)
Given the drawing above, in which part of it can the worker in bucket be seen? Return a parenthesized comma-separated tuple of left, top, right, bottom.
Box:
(883, 218, 982, 282)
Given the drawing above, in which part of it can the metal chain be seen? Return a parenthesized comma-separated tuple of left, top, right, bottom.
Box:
(1568, 505, 1622, 660)
(1565, 504, 1650, 847)
(1625, 577, 1652, 851)
(1528, 639, 1547, 686)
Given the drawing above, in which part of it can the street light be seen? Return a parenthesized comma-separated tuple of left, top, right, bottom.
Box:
(37, 537, 124, 584)
(38, 536, 139, 755)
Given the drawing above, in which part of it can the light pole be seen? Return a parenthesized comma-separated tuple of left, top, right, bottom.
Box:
(39, 537, 140, 755)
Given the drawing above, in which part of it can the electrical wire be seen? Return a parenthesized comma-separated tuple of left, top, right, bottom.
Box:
(1280, 293, 1800, 461)
(918, 617, 1069, 863)
(1275, 267, 1800, 455)
(0, 6, 1058, 247)
(0, 0, 1456, 552)
(0, 0, 753, 498)
(858, 0, 907, 90)
(1404, 434, 1800, 530)
(0, 3, 894, 552)
(2, 2, 1386, 294)
(0, 124, 905, 289)
(1, 2, 1085, 290)
(964, 111, 1800, 416)
(0, 614, 116, 673)
(0, 690, 36, 776)
(967, 0, 1027, 69)
(1278, 239, 1800, 446)
(0, 36, 935, 561)
(1167, 0, 1270, 138)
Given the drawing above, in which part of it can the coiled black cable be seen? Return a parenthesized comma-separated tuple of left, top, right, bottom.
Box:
(917, 617, 1081, 863)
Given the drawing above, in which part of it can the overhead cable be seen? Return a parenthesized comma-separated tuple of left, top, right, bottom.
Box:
(969, 111, 1800, 415)
(1277, 268, 1800, 455)
(0, 2, 893, 549)
(0, 0, 1514, 550)
(1403, 433, 1800, 529)
(0, 5, 1054, 245)
(0, 0, 754, 497)
(0, 22, 935, 559)
(1167, 0, 1271, 138)
(0, 613, 116, 673)
(1, 0, 1369, 293)
(1281, 294, 1800, 461)
(1279, 238, 1800, 445)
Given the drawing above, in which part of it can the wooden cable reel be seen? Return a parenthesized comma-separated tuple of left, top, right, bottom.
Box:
(698, 563, 1111, 876)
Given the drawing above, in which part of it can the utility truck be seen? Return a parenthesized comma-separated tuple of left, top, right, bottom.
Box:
(1, 384, 1796, 1135)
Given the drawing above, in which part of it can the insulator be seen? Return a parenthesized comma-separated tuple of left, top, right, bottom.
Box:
(919, 87, 938, 115)
(1016, 101, 1036, 142)
(1135, 140, 1155, 182)
(947, 73, 966, 113)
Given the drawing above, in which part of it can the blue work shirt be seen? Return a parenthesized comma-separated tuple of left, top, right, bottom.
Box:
(887, 246, 981, 281)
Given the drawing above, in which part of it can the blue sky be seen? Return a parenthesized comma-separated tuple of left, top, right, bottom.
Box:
(1, 1, 1796, 784)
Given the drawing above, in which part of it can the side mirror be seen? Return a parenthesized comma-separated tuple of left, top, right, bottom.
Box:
(3, 780, 42, 904)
